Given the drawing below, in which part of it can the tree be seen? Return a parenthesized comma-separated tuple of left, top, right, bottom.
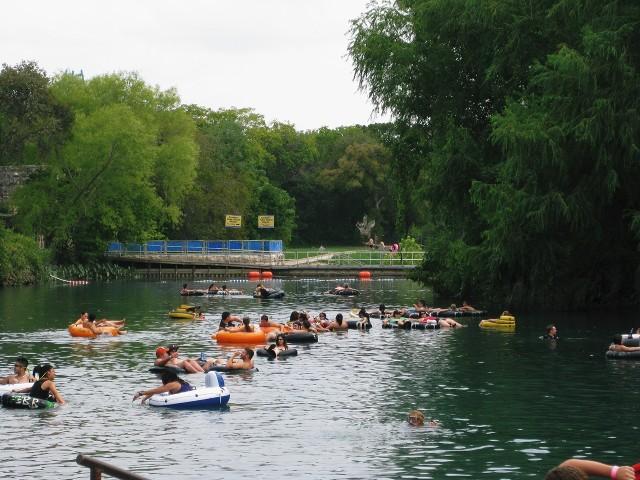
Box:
(0, 61, 73, 165)
(350, 0, 640, 307)
(11, 72, 198, 261)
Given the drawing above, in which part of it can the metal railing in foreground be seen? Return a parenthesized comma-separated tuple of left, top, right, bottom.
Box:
(76, 454, 150, 480)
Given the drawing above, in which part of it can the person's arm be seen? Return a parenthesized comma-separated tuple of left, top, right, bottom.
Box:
(133, 382, 178, 403)
(226, 352, 242, 368)
(46, 381, 65, 405)
(557, 459, 635, 479)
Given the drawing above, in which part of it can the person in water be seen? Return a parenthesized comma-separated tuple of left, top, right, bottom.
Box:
(609, 334, 640, 353)
(219, 311, 242, 330)
(259, 314, 286, 331)
(225, 317, 255, 333)
(542, 324, 559, 340)
(544, 459, 636, 479)
(0, 356, 34, 384)
(213, 348, 255, 370)
(266, 334, 290, 356)
(155, 345, 206, 373)
(132, 371, 193, 404)
(328, 313, 348, 331)
(14, 364, 65, 405)
(407, 409, 439, 427)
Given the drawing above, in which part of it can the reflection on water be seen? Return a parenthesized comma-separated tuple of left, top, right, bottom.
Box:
(1, 278, 639, 479)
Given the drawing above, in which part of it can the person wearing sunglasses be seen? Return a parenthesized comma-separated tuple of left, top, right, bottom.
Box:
(0, 356, 34, 384)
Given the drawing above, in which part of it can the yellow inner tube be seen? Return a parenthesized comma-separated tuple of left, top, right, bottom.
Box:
(480, 320, 515, 329)
(169, 311, 197, 319)
(499, 315, 515, 322)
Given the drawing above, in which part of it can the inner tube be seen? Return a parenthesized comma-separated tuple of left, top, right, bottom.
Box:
(479, 319, 515, 330)
(253, 289, 285, 299)
(180, 290, 206, 296)
(0, 382, 33, 393)
(68, 324, 120, 337)
(412, 321, 440, 330)
(282, 332, 318, 344)
(346, 320, 372, 330)
(148, 382, 230, 409)
(328, 289, 360, 296)
(168, 311, 204, 320)
(210, 365, 257, 373)
(256, 348, 299, 358)
(606, 350, 640, 360)
(213, 330, 267, 345)
(1, 393, 56, 409)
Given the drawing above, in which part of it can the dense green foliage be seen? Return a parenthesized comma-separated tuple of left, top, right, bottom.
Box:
(0, 225, 49, 285)
(350, 0, 640, 307)
(1, 63, 406, 275)
(0, 61, 73, 166)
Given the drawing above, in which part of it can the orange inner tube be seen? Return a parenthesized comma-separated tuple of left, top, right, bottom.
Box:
(68, 324, 120, 338)
(212, 330, 267, 345)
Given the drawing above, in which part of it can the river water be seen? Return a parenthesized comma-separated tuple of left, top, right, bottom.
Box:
(0, 278, 638, 479)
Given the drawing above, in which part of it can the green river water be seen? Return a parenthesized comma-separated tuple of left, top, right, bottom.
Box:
(0, 277, 638, 479)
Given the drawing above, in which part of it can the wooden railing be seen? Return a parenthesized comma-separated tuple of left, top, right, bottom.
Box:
(76, 454, 150, 480)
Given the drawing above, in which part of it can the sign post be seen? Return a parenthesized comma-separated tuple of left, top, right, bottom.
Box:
(225, 215, 242, 228)
(258, 215, 275, 229)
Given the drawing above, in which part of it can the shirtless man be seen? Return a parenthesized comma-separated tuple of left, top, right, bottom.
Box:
(609, 334, 640, 353)
(214, 348, 254, 370)
(328, 313, 349, 331)
(154, 345, 206, 373)
(0, 356, 34, 384)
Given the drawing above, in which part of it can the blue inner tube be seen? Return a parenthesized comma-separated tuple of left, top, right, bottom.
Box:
(282, 332, 318, 343)
(347, 320, 372, 330)
(256, 348, 299, 358)
(606, 350, 640, 359)
(1, 393, 56, 409)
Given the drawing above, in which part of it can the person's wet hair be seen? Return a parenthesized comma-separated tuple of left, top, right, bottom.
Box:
(244, 348, 255, 359)
(222, 311, 230, 320)
(161, 371, 179, 384)
(15, 356, 28, 368)
(34, 364, 53, 379)
(613, 334, 623, 345)
(88, 313, 96, 322)
(289, 311, 299, 322)
(336, 313, 343, 325)
(546, 324, 556, 334)
(544, 466, 588, 480)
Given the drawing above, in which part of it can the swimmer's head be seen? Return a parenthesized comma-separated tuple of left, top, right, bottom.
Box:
(407, 410, 425, 426)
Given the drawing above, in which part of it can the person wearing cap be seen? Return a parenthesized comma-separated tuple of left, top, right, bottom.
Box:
(13, 364, 65, 404)
(154, 345, 206, 373)
(213, 347, 255, 370)
(0, 356, 35, 384)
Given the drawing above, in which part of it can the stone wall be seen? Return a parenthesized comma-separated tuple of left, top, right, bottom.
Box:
(0, 165, 42, 201)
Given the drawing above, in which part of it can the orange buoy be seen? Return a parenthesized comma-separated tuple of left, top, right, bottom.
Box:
(261, 271, 273, 279)
(359, 271, 372, 279)
(248, 271, 260, 279)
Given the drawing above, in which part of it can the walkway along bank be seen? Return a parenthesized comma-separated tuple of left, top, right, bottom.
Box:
(104, 240, 422, 279)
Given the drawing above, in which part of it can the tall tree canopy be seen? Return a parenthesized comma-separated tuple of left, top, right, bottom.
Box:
(10, 72, 198, 262)
(350, 0, 640, 307)
(0, 61, 73, 165)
